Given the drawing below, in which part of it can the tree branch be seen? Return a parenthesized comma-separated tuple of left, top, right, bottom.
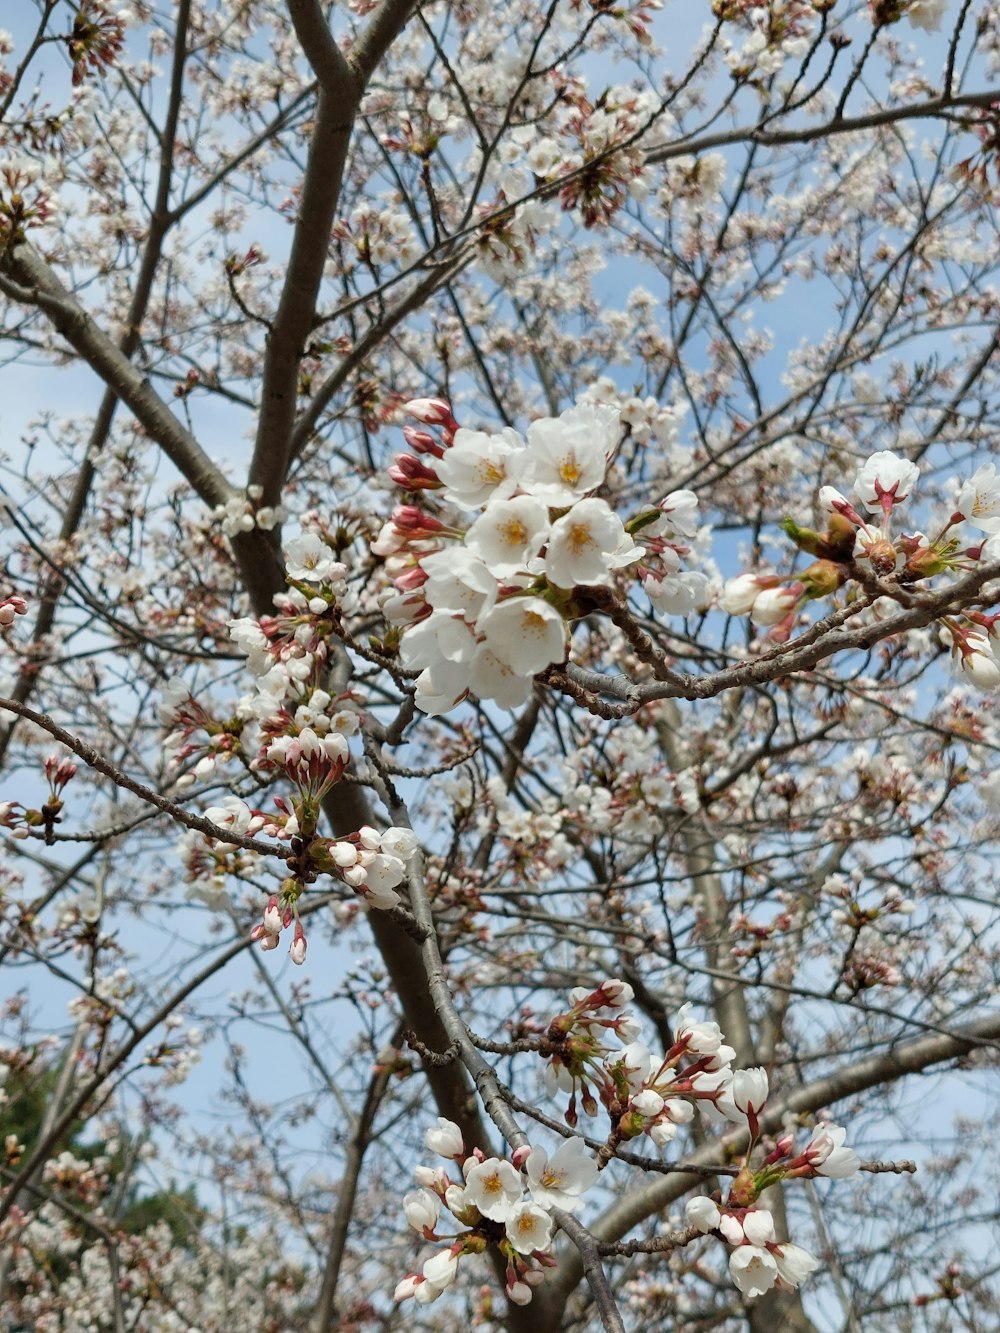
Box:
(0, 244, 233, 509)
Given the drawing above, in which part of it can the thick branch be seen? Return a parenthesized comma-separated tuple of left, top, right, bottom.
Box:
(250, 0, 418, 502)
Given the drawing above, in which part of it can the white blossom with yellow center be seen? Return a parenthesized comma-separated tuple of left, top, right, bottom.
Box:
(524, 1137, 598, 1212)
(435, 426, 525, 508)
(544, 497, 640, 589)
(477, 596, 567, 676)
(465, 495, 550, 577)
(463, 1156, 523, 1222)
(956, 462, 1000, 534)
(514, 401, 620, 506)
(504, 1200, 554, 1254)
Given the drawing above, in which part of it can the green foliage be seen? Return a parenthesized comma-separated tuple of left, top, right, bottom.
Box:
(1, 1056, 204, 1247)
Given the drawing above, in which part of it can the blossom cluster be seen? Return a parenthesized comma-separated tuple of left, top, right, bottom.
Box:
(395, 1120, 598, 1308)
(685, 1121, 859, 1299)
(722, 451, 1000, 688)
(246, 822, 419, 964)
(377, 397, 708, 713)
(536, 985, 774, 1146)
(394, 982, 862, 1307)
(212, 486, 286, 536)
(0, 592, 27, 630)
(0, 158, 58, 242)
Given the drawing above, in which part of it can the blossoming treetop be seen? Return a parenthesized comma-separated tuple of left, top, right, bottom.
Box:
(1, 1, 999, 1329)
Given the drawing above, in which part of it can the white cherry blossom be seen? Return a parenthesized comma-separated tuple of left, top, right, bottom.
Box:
(773, 1243, 820, 1288)
(652, 488, 699, 538)
(720, 573, 769, 616)
(525, 1138, 598, 1212)
(718, 1213, 745, 1246)
(422, 1248, 460, 1289)
(400, 611, 477, 672)
(463, 1157, 523, 1222)
(421, 547, 498, 619)
(645, 568, 710, 616)
(465, 496, 551, 577)
(722, 1067, 769, 1131)
(435, 426, 525, 507)
(907, 0, 947, 31)
(729, 1245, 779, 1299)
(283, 533, 344, 583)
(853, 451, 920, 513)
(674, 1003, 725, 1055)
(403, 1189, 440, 1234)
(805, 1123, 859, 1178)
(685, 1196, 721, 1232)
(468, 645, 536, 710)
(750, 586, 799, 626)
(947, 629, 1000, 693)
(513, 403, 620, 506)
(631, 1088, 665, 1118)
(380, 827, 418, 858)
(544, 498, 640, 589)
(413, 659, 471, 715)
(955, 463, 1000, 534)
(425, 1118, 464, 1158)
(477, 597, 567, 675)
(741, 1209, 775, 1246)
(504, 1200, 554, 1254)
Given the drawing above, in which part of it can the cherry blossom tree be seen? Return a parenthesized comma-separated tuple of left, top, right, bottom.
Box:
(2, 1, 1000, 1329)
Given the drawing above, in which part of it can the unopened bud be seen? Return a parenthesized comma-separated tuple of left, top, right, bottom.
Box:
(387, 454, 442, 491)
(800, 559, 844, 600)
(403, 397, 457, 428)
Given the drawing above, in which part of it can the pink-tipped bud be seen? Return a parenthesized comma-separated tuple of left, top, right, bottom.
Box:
(290, 925, 307, 965)
(0, 595, 28, 627)
(403, 425, 445, 458)
(766, 1132, 794, 1163)
(392, 505, 445, 536)
(262, 897, 283, 935)
(388, 454, 442, 491)
(393, 564, 429, 593)
(510, 1145, 531, 1171)
(750, 584, 801, 627)
(597, 978, 634, 1008)
(818, 486, 864, 527)
(44, 754, 78, 792)
(507, 1281, 532, 1306)
(403, 397, 457, 428)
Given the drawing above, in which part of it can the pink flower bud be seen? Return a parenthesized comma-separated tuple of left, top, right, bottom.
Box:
(403, 424, 445, 458)
(392, 505, 446, 536)
(749, 585, 800, 627)
(720, 573, 779, 616)
(507, 1281, 532, 1306)
(387, 454, 442, 491)
(393, 564, 429, 592)
(290, 925, 307, 965)
(403, 397, 457, 428)
(262, 897, 283, 934)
